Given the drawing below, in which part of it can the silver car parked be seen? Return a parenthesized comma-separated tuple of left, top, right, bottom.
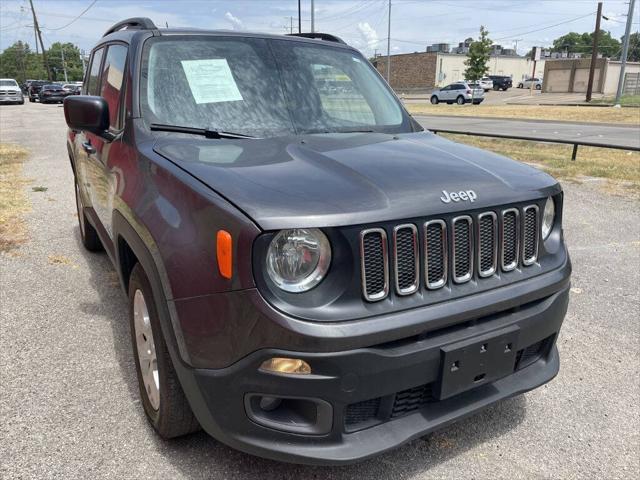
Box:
(430, 82, 484, 105)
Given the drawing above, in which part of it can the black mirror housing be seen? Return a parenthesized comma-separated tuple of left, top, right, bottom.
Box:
(64, 95, 110, 135)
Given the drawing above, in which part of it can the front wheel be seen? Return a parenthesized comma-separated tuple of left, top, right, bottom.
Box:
(456, 95, 465, 105)
(517, 83, 523, 88)
(430, 95, 439, 105)
(29, 97, 35, 102)
(536, 84, 542, 90)
(129, 263, 200, 438)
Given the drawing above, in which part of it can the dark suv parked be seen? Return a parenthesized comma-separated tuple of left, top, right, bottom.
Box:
(64, 18, 571, 465)
(27, 80, 48, 102)
(488, 75, 513, 91)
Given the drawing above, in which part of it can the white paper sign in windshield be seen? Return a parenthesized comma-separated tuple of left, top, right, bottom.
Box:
(181, 59, 244, 104)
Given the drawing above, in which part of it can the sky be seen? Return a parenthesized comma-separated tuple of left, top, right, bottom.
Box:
(0, 0, 637, 57)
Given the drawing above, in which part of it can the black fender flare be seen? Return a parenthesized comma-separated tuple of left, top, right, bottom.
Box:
(112, 209, 192, 367)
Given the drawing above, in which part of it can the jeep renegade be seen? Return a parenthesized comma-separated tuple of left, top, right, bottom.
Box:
(64, 18, 571, 465)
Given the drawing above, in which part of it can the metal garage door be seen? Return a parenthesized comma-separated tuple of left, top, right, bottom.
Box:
(573, 68, 601, 93)
(546, 69, 571, 92)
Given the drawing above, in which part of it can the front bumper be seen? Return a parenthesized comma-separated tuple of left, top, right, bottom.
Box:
(0, 95, 23, 103)
(175, 283, 569, 465)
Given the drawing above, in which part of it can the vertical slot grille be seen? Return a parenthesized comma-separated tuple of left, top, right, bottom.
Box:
(501, 208, 519, 271)
(393, 224, 419, 295)
(424, 220, 447, 289)
(360, 228, 389, 301)
(477, 212, 497, 277)
(522, 205, 539, 265)
(452, 216, 473, 283)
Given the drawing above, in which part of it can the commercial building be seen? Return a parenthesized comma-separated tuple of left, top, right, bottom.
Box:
(542, 58, 640, 94)
(374, 51, 545, 93)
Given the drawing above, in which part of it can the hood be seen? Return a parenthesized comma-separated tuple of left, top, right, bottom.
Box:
(153, 131, 559, 230)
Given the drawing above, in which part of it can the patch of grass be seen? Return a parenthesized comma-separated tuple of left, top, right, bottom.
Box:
(592, 94, 640, 106)
(406, 103, 640, 125)
(48, 254, 75, 266)
(441, 133, 640, 195)
(0, 143, 29, 252)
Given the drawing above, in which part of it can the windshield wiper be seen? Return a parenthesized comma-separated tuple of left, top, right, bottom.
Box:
(150, 123, 255, 139)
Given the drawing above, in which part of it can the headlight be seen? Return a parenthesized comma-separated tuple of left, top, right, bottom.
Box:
(266, 228, 331, 292)
(541, 197, 555, 240)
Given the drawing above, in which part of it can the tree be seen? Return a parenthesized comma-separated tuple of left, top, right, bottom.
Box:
(551, 30, 621, 58)
(0, 41, 47, 84)
(626, 32, 640, 62)
(464, 26, 492, 81)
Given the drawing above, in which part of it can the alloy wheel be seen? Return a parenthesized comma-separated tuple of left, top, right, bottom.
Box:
(133, 289, 160, 410)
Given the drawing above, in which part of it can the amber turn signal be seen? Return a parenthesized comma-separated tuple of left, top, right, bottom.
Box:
(260, 357, 311, 375)
(216, 230, 233, 279)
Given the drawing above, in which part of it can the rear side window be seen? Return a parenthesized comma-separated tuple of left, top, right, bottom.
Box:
(99, 44, 128, 130)
(86, 48, 104, 95)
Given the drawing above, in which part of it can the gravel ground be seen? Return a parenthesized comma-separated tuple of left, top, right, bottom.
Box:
(1, 103, 638, 479)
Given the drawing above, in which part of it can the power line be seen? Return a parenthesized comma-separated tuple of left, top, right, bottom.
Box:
(41, 0, 98, 31)
(494, 12, 596, 41)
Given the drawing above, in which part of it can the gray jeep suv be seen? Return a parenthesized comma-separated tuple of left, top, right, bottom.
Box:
(64, 18, 570, 465)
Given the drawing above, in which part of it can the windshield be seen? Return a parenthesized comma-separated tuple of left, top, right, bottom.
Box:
(0, 80, 18, 87)
(140, 36, 409, 138)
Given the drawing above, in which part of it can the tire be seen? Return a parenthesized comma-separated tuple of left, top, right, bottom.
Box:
(456, 95, 465, 105)
(19, 100, 24, 105)
(29, 97, 35, 102)
(518, 83, 523, 89)
(74, 179, 103, 252)
(430, 95, 439, 105)
(536, 84, 541, 90)
(128, 263, 200, 438)
(493, 85, 499, 91)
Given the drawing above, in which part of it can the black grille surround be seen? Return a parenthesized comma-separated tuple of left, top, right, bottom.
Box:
(359, 202, 543, 302)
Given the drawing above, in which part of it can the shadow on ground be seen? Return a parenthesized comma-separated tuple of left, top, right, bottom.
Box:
(74, 227, 527, 479)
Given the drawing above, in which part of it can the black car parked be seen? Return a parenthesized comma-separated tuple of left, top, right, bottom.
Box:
(40, 84, 69, 103)
(64, 18, 570, 465)
(489, 75, 513, 91)
(27, 80, 48, 102)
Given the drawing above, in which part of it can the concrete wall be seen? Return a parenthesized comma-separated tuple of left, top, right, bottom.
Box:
(542, 58, 608, 93)
(602, 61, 640, 95)
(434, 53, 545, 86)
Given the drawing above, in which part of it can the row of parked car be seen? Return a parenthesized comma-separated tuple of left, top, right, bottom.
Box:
(429, 75, 543, 106)
(0, 78, 83, 105)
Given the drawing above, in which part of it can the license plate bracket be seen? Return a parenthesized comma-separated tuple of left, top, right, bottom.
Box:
(437, 325, 519, 400)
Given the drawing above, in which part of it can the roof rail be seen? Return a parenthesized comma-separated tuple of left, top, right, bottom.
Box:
(286, 32, 346, 45)
(103, 17, 157, 37)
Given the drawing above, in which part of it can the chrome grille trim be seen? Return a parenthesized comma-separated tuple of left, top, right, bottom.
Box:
(501, 208, 520, 272)
(522, 205, 539, 266)
(360, 228, 389, 302)
(452, 215, 473, 284)
(393, 224, 419, 295)
(477, 211, 498, 277)
(424, 219, 447, 289)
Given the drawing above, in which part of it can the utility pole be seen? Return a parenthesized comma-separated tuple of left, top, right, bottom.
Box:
(614, 0, 636, 106)
(513, 38, 522, 55)
(61, 47, 68, 83)
(28, 0, 51, 80)
(80, 50, 87, 76)
(310, 0, 315, 33)
(290, 16, 293, 34)
(386, 0, 391, 83)
(586, 1, 602, 102)
(298, 0, 301, 33)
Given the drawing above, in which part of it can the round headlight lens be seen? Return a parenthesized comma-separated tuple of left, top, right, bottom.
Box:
(542, 197, 555, 240)
(266, 228, 331, 293)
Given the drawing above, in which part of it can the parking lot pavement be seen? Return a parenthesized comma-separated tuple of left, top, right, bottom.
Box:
(415, 115, 640, 150)
(1, 103, 638, 479)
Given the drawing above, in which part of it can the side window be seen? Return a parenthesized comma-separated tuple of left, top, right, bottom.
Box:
(442, 85, 451, 91)
(86, 48, 104, 95)
(100, 44, 128, 130)
(310, 63, 374, 124)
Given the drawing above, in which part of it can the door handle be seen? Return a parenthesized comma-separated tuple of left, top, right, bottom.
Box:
(82, 141, 95, 154)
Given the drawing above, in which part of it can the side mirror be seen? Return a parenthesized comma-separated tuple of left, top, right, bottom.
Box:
(64, 95, 110, 137)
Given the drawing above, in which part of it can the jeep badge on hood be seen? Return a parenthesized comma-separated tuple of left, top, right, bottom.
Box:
(440, 189, 477, 203)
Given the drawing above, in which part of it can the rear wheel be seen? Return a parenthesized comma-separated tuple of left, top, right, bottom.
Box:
(536, 84, 541, 90)
(456, 95, 465, 105)
(518, 83, 523, 88)
(493, 85, 499, 91)
(129, 263, 200, 438)
(29, 97, 35, 102)
(430, 95, 439, 105)
(74, 179, 102, 252)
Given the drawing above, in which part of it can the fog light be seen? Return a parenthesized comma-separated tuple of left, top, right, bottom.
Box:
(260, 357, 311, 375)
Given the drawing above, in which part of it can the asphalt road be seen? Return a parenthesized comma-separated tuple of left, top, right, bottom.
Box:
(415, 115, 640, 150)
(1, 103, 639, 479)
